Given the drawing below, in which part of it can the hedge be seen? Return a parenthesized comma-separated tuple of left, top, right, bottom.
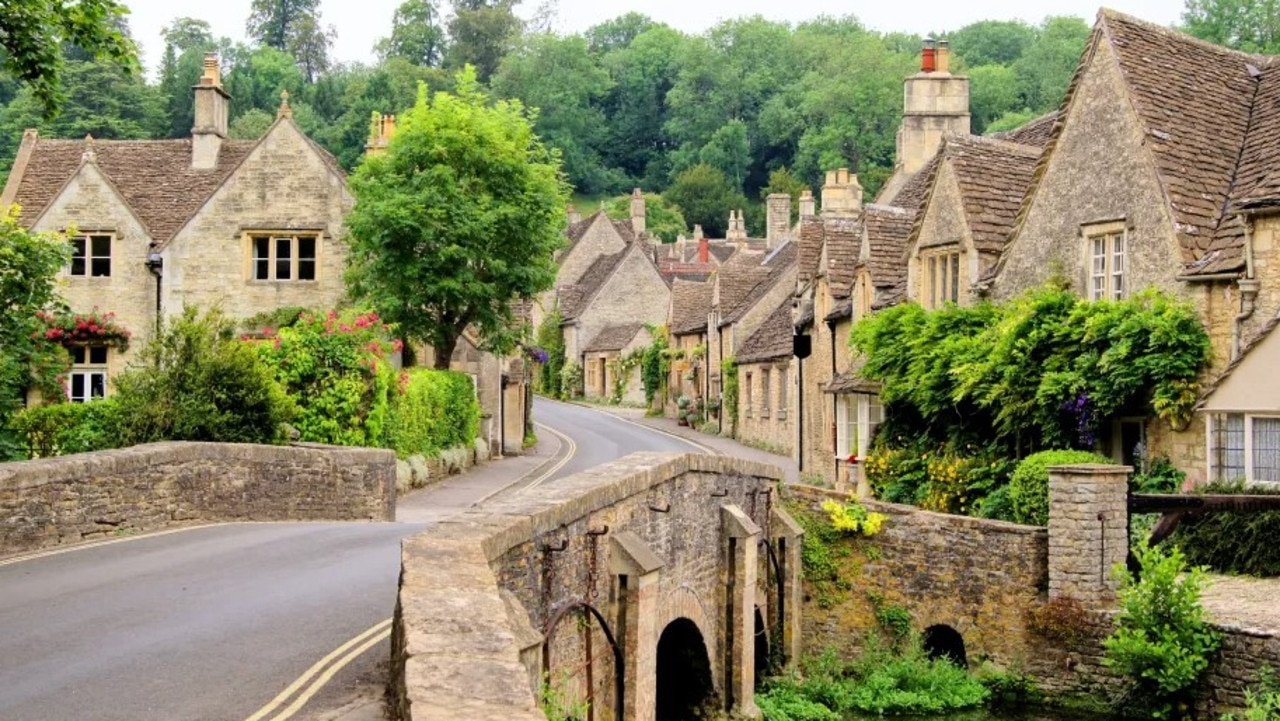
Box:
(1008, 449, 1111, 526)
(387, 369, 480, 458)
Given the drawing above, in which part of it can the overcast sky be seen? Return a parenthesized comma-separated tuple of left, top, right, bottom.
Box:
(122, 0, 1187, 74)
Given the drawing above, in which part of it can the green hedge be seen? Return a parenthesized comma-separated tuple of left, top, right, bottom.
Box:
(387, 369, 480, 458)
(1171, 482, 1280, 577)
(1009, 449, 1111, 525)
(8, 400, 120, 458)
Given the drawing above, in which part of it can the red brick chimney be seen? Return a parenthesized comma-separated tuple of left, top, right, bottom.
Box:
(698, 236, 709, 265)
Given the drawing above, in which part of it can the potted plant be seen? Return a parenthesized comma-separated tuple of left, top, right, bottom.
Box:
(676, 395, 691, 425)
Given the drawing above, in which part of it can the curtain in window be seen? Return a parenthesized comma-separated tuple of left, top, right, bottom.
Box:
(1254, 417, 1280, 483)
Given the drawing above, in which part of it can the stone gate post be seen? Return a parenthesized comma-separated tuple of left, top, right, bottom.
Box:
(609, 531, 663, 721)
(771, 506, 805, 669)
(1047, 464, 1131, 607)
(722, 504, 762, 719)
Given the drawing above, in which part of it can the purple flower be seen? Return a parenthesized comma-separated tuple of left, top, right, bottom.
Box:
(527, 346, 550, 364)
(1063, 392, 1096, 447)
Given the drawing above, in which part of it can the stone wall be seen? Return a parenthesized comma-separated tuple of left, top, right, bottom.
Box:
(737, 359, 794, 455)
(392, 453, 801, 721)
(0, 441, 394, 556)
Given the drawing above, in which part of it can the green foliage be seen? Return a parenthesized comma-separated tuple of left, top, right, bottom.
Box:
(345, 68, 569, 368)
(256, 310, 396, 447)
(534, 306, 566, 398)
(445, 0, 523, 83)
(664, 163, 748, 238)
(604, 193, 687, 242)
(640, 328, 671, 408)
(387, 369, 479, 458)
(1172, 481, 1280, 577)
(7, 399, 120, 457)
(559, 361, 583, 399)
(864, 442, 1017, 518)
(1132, 454, 1186, 494)
(978, 666, 1043, 708)
(538, 672, 590, 721)
(1183, 0, 1280, 54)
(788, 500, 854, 609)
(851, 286, 1212, 452)
(110, 307, 293, 446)
(756, 683, 840, 721)
(377, 0, 446, 67)
(1008, 449, 1111, 526)
(721, 357, 739, 436)
(821, 498, 887, 537)
(1104, 544, 1221, 717)
(1221, 668, 1280, 721)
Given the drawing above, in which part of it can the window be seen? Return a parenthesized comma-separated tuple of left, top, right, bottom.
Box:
(1209, 413, 1279, 483)
(250, 233, 318, 281)
(923, 251, 962, 308)
(744, 372, 753, 418)
(70, 234, 112, 277)
(836, 393, 883, 460)
(585, 358, 599, 396)
(69, 346, 108, 402)
(761, 368, 772, 417)
(1088, 228, 1126, 300)
(777, 365, 788, 420)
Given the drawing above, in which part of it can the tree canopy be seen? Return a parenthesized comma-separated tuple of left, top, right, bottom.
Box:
(1183, 0, 1280, 53)
(344, 68, 569, 367)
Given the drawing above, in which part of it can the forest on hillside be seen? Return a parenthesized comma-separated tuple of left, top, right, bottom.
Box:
(0, 0, 1262, 238)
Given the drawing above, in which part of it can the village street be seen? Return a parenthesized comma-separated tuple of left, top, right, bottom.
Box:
(0, 400, 706, 721)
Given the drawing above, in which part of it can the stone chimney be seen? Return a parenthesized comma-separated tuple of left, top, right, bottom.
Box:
(365, 112, 397, 156)
(693, 224, 704, 243)
(766, 193, 792, 248)
(631, 188, 646, 237)
(799, 189, 816, 218)
(191, 53, 229, 170)
(727, 210, 748, 241)
(821, 168, 863, 217)
(897, 37, 970, 176)
(567, 205, 582, 225)
(699, 235, 710, 264)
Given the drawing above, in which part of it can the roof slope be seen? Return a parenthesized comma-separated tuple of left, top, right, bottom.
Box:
(671, 279, 713, 335)
(560, 250, 626, 320)
(990, 111, 1059, 148)
(822, 217, 862, 298)
(724, 241, 797, 324)
(945, 135, 1042, 254)
(863, 205, 916, 290)
(737, 298, 794, 363)
(583, 323, 645, 353)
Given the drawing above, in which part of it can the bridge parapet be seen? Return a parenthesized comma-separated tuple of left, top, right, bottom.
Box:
(392, 452, 799, 721)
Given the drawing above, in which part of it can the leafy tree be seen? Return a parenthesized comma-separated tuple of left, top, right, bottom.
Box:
(586, 12, 655, 53)
(445, 0, 523, 82)
(245, 0, 334, 81)
(664, 163, 746, 238)
(345, 68, 569, 368)
(699, 119, 750, 191)
(377, 0, 447, 67)
(0, 0, 139, 117)
(229, 108, 274, 138)
(1183, 0, 1280, 52)
(604, 192, 687, 242)
(947, 20, 1037, 67)
(223, 45, 305, 119)
(1012, 17, 1091, 112)
(288, 12, 336, 82)
(985, 109, 1040, 135)
(596, 23, 687, 187)
(968, 64, 1020, 133)
(760, 167, 808, 223)
(157, 18, 224, 138)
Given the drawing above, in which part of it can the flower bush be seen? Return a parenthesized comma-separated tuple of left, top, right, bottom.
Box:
(36, 309, 131, 350)
(821, 498, 887, 537)
(387, 369, 480, 458)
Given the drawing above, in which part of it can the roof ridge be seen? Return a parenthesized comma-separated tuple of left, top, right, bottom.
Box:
(947, 133, 1042, 157)
(1099, 7, 1271, 63)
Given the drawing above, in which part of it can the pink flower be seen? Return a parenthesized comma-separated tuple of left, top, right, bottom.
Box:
(392, 339, 404, 352)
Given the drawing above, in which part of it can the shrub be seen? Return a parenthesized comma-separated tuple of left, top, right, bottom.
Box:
(1103, 544, 1220, 717)
(257, 310, 397, 447)
(821, 498, 887, 537)
(387, 369, 480, 458)
(1222, 668, 1280, 721)
(7, 399, 120, 457)
(1008, 449, 1110, 525)
(110, 307, 292, 445)
(1172, 481, 1280, 577)
(1133, 454, 1185, 494)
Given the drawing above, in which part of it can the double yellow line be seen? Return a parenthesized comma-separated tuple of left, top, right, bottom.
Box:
(243, 618, 393, 721)
(519, 422, 578, 491)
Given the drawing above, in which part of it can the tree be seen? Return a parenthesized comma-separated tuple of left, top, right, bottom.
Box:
(157, 18, 223, 138)
(596, 23, 686, 187)
(947, 20, 1037, 67)
(664, 164, 746, 238)
(1183, 0, 1280, 52)
(605, 192, 687, 242)
(377, 0, 447, 67)
(0, 0, 140, 117)
(699, 120, 750, 191)
(245, 0, 334, 80)
(968, 64, 1020, 133)
(1012, 17, 1091, 113)
(445, 0, 523, 82)
(760, 167, 808, 223)
(345, 68, 569, 368)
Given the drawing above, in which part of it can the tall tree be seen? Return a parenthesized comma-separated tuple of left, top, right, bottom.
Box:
(947, 20, 1037, 67)
(1183, 0, 1280, 52)
(0, 0, 139, 117)
(664, 163, 746, 238)
(345, 69, 569, 368)
(1012, 16, 1091, 113)
(377, 0, 447, 67)
(246, 0, 333, 80)
(445, 0, 523, 82)
(596, 23, 686, 188)
(157, 18, 222, 138)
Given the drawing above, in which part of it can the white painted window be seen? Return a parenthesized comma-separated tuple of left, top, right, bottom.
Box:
(1088, 229, 1126, 301)
(1209, 413, 1280, 483)
(923, 251, 962, 308)
(250, 234, 318, 281)
(836, 393, 882, 460)
(68, 346, 108, 402)
(70, 234, 112, 277)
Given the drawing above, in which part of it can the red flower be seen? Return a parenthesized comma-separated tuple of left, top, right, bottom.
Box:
(846, 454, 859, 464)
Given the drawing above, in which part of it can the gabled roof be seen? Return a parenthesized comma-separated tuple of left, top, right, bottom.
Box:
(990, 111, 1059, 148)
(940, 135, 1042, 254)
(670, 278, 713, 336)
(825, 356, 880, 394)
(823, 216, 862, 298)
(797, 217, 826, 285)
(1198, 313, 1280, 407)
(560, 249, 626, 321)
(562, 211, 637, 258)
(722, 241, 797, 326)
(583, 323, 646, 353)
(862, 205, 916, 290)
(736, 298, 793, 364)
(8, 135, 258, 244)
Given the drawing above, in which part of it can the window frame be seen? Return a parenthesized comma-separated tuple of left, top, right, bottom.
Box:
(744, 371, 753, 418)
(761, 367, 772, 418)
(920, 249, 963, 309)
(246, 232, 320, 282)
(68, 233, 113, 278)
(1084, 222, 1127, 301)
(1209, 412, 1280, 483)
(835, 393, 882, 461)
(68, 345, 109, 403)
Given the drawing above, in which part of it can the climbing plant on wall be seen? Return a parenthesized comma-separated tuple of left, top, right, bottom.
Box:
(534, 304, 565, 398)
(639, 324, 670, 410)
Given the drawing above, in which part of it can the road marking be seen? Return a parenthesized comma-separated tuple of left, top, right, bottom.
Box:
(549, 398, 722, 456)
(0, 523, 221, 568)
(264, 626, 392, 721)
(520, 422, 578, 491)
(243, 618, 392, 721)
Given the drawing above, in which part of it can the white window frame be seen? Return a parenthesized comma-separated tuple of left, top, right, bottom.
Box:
(1208, 412, 1280, 484)
(69, 233, 113, 278)
(68, 346, 108, 403)
(1085, 223, 1126, 301)
(922, 250, 962, 308)
(248, 233, 319, 282)
(835, 393, 883, 461)
(761, 368, 771, 418)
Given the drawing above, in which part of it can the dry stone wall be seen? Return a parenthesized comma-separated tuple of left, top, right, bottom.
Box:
(0, 441, 395, 556)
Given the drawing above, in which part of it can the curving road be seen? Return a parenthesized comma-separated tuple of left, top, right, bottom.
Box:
(0, 399, 706, 721)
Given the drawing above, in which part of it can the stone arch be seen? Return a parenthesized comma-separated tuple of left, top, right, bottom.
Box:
(657, 585, 716, 664)
(656, 617, 715, 721)
(922, 624, 967, 667)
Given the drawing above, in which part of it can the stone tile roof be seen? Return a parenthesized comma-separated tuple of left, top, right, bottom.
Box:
(670, 279, 713, 336)
(825, 357, 880, 393)
(888, 152, 941, 212)
(990, 111, 1059, 148)
(560, 250, 625, 320)
(797, 217, 826, 285)
(10, 135, 259, 245)
(723, 241, 797, 325)
(583, 323, 645, 353)
(736, 299, 793, 364)
(943, 135, 1042, 254)
(715, 250, 771, 322)
(825, 298, 852, 322)
(823, 216, 862, 298)
(863, 205, 916, 290)
(709, 244, 738, 263)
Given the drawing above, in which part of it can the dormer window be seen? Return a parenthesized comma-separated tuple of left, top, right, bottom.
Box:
(921, 249, 962, 308)
(70, 234, 112, 277)
(1085, 222, 1126, 301)
(248, 233, 318, 282)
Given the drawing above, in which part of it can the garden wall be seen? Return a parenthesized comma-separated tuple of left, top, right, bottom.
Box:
(0, 441, 395, 556)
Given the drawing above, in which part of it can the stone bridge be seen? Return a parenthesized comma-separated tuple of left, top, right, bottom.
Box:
(391, 453, 802, 721)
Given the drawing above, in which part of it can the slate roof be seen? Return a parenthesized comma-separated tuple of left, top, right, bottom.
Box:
(736, 299, 794, 364)
(825, 357, 880, 393)
(723, 241, 798, 325)
(825, 298, 853, 322)
(940, 135, 1042, 254)
(715, 250, 772, 321)
(863, 205, 916, 290)
(823, 216, 862, 298)
(670, 279, 713, 336)
(560, 250, 626, 320)
(990, 111, 1059, 148)
(10, 135, 260, 245)
(583, 323, 645, 353)
(797, 217, 826, 285)
(561, 212, 637, 259)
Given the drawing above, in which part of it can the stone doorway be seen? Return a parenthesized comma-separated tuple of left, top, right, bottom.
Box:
(655, 618, 715, 721)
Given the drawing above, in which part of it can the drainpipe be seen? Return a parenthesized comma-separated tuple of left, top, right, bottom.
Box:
(499, 373, 508, 459)
(145, 251, 163, 332)
(717, 321, 725, 434)
(827, 319, 838, 482)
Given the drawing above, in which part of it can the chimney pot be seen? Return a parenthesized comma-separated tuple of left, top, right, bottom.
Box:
(699, 236, 709, 264)
(921, 38, 937, 73)
(937, 40, 951, 73)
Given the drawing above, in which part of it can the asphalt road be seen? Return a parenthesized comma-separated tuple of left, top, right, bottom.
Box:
(0, 399, 705, 721)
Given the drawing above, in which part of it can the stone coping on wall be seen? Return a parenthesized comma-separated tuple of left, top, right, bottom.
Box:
(783, 483, 1050, 537)
(392, 452, 785, 721)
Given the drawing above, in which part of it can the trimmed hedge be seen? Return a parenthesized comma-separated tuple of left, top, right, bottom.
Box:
(1172, 482, 1280, 577)
(8, 399, 120, 458)
(1009, 449, 1111, 526)
(387, 369, 480, 459)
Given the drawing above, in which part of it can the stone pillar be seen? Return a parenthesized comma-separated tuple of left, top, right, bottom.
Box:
(609, 531, 664, 721)
(630, 188, 646, 237)
(722, 504, 762, 719)
(771, 506, 805, 669)
(1047, 464, 1131, 607)
(766, 193, 792, 249)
